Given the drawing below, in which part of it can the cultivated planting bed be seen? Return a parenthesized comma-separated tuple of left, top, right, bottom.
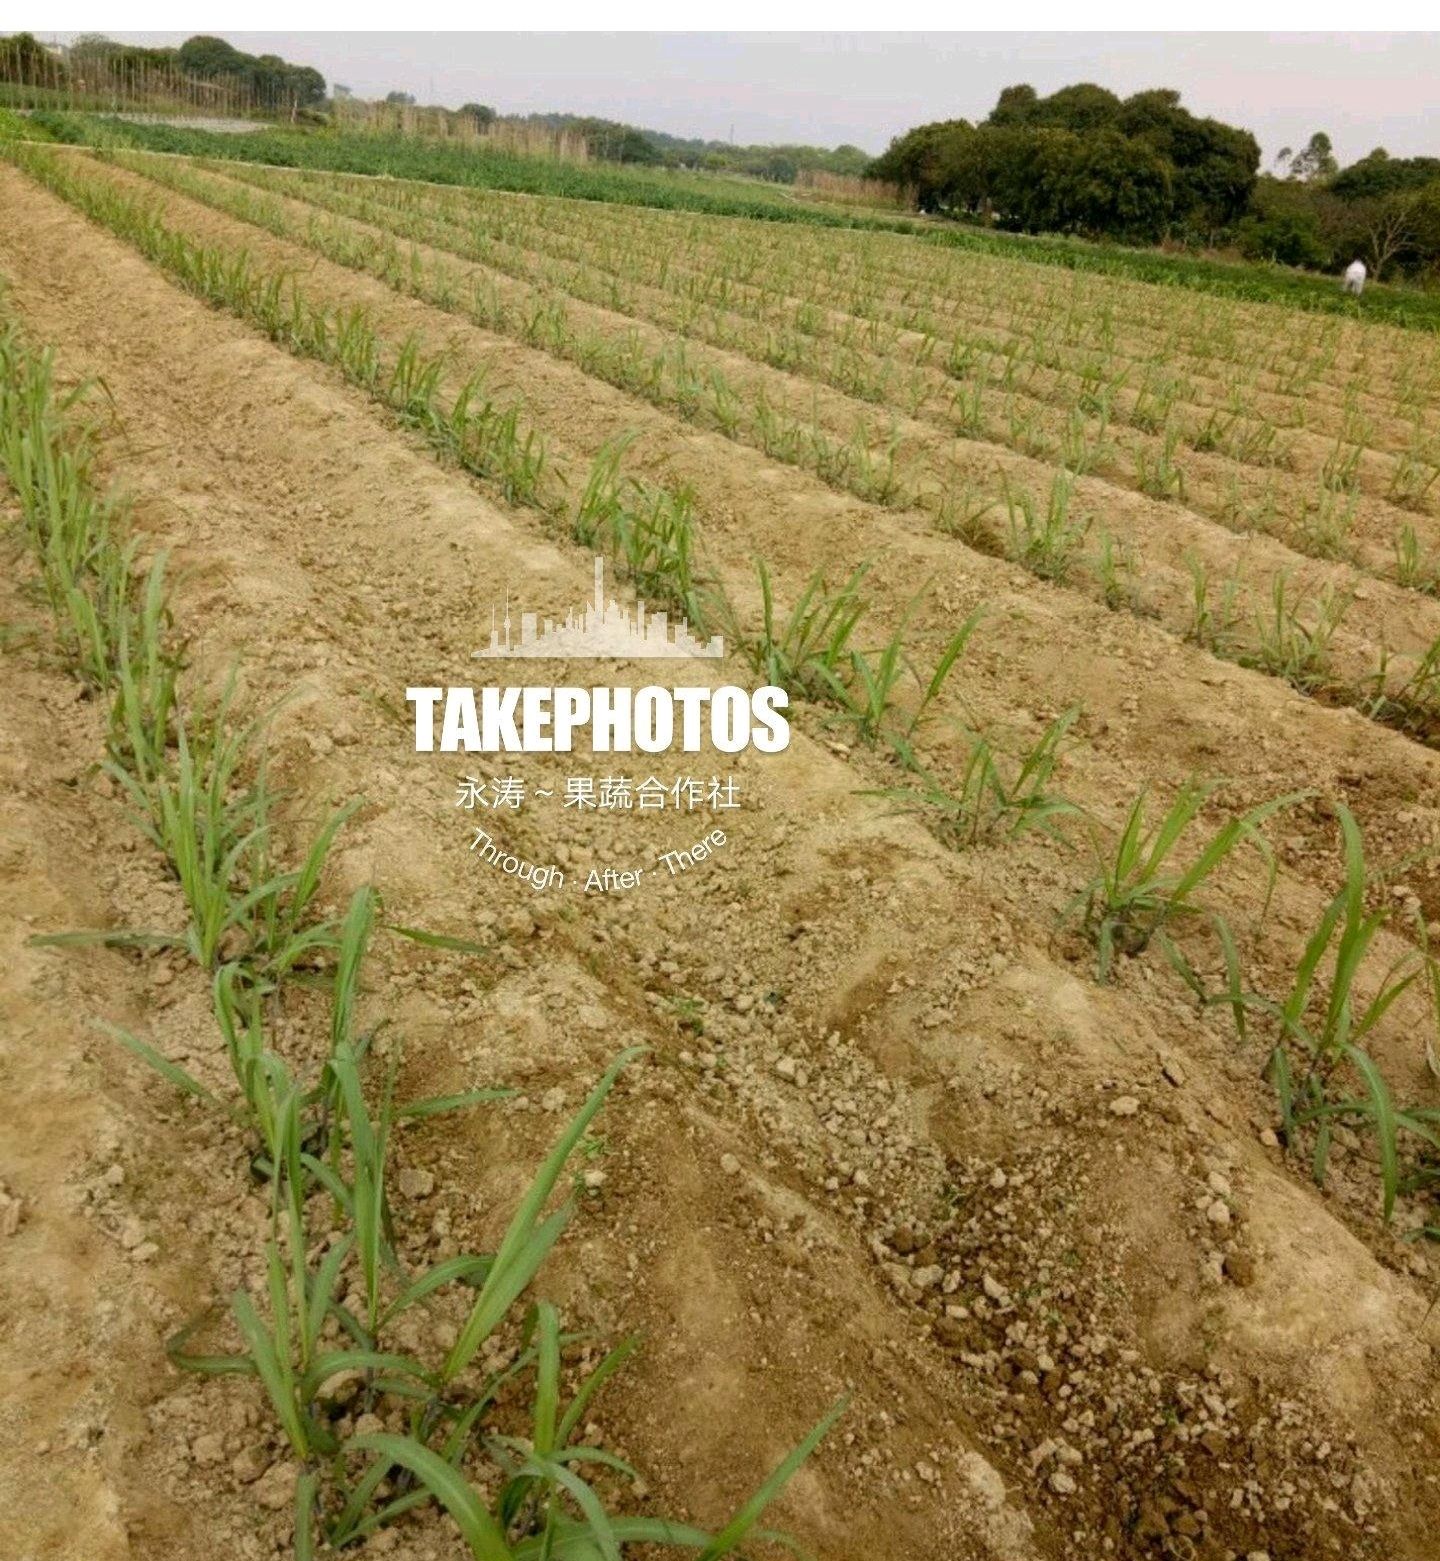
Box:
(3, 140, 1440, 1561)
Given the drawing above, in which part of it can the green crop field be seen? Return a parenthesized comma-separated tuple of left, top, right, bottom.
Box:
(4, 123, 1440, 1561)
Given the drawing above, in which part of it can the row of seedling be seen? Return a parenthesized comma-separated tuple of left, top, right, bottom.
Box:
(235, 151, 1439, 486)
(275, 167, 1438, 523)
(1184, 556, 1440, 742)
(0, 304, 839, 1556)
(19, 148, 1440, 1229)
(103, 147, 1440, 565)
(100, 138, 1440, 673)
(185, 117, 1440, 749)
(330, 164, 1440, 513)
(134, 135, 918, 512)
(717, 556, 975, 771)
(1063, 782, 1440, 1222)
(934, 460, 1440, 751)
(728, 546, 1440, 1223)
(12, 142, 728, 643)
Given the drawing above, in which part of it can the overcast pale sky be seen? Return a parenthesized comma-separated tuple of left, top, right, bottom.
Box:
(50, 32, 1440, 165)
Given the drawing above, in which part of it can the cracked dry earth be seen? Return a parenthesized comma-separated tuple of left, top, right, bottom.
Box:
(3, 149, 1440, 1561)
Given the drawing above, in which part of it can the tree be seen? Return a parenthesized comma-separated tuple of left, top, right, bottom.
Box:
(1338, 184, 1440, 280)
(385, 90, 416, 106)
(1116, 90, 1258, 233)
(68, 33, 123, 61)
(459, 102, 496, 128)
(174, 34, 325, 107)
(873, 83, 1257, 240)
(1020, 82, 1123, 133)
(1286, 131, 1338, 183)
(1234, 175, 1334, 267)
(1021, 128, 1172, 240)
(1357, 195, 1416, 279)
(607, 126, 661, 164)
(926, 123, 1172, 240)
(287, 65, 325, 108)
(870, 119, 972, 209)
(177, 34, 247, 78)
(830, 144, 871, 176)
(987, 84, 1038, 125)
(1332, 150, 1440, 200)
(1410, 183, 1440, 277)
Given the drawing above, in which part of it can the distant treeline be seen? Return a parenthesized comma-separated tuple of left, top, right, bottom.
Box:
(0, 31, 326, 113)
(871, 83, 1440, 279)
(871, 86, 1261, 240)
(8, 33, 1439, 278)
(506, 112, 874, 181)
(0, 34, 887, 184)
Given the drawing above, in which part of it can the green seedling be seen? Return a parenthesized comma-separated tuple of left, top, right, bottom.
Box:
(1002, 471, 1089, 583)
(1066, 780, 1300, 983)
(871, 708, 1080, 849)
(1243, 575, 1349, 694)
(1219, 806, 1440, 1220)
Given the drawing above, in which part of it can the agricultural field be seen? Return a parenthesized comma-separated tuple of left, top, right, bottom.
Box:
(15, 112, 1440, 328)
(3, 133, 1440, 1561)
(13, 111, 920, 228)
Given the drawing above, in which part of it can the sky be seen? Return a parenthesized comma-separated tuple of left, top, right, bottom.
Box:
(46, 32, 1440, 166)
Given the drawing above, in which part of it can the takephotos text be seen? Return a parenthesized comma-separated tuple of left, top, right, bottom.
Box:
(407, 685, 790, 754)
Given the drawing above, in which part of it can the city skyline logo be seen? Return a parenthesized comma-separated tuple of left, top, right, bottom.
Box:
(474, 556, 724, 660)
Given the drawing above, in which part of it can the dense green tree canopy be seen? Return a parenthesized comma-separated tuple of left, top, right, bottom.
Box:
(871, 83, 1258, 238)
(871, 82, 1440, 277)
(1332, 150, 1440, 200)
(176, 34, 325, 107)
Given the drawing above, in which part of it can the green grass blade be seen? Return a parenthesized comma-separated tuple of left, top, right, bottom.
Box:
(443, 1049, 643, 1383)
(555, 1336, 640, 1447)
(348, 1433, 514, 1561)
(381, 1253, 493, 1325)
(232, 1287, 311, 1459)
(98, 1020, 224, 1109)
(295, 1471, 319, 1561)
(1341, 1042, 1401, 1219)
(386, 922, 490, 957)
(696, 1396, 846, 1560)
